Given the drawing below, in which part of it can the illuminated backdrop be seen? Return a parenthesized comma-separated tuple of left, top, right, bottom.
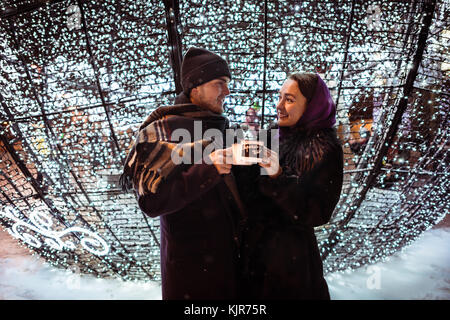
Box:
(0, 0, 448, 281)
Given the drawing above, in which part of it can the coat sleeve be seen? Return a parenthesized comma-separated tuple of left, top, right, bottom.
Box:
(137, 163, 222, 217)
(258, 146, 343, 227)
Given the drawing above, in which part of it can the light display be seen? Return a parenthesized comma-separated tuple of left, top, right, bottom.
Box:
(0, 0, 448, 282)
(0, 205, 109, 255)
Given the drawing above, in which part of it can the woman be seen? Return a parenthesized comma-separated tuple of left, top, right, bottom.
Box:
(234, 72, 343, 299)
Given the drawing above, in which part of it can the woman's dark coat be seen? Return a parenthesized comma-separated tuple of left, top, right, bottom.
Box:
(137, 104, 243, 300)
(233, 127, 343, 299)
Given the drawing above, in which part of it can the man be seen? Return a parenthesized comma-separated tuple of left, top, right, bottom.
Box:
(120, 47, 245, 300)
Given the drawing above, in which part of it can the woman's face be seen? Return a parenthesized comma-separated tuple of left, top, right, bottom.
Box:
(276, 79, 307, 127)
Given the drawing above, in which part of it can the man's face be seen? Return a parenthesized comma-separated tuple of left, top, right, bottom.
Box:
(190, 76, 231, 114)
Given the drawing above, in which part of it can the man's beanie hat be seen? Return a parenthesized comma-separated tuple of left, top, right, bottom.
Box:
(181, 47, 231, 94)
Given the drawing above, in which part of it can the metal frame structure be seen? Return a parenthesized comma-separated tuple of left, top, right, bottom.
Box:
(0, 0, 447, 281)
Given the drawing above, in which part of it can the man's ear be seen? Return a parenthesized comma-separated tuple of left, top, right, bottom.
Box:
(190, 87, 198, 103)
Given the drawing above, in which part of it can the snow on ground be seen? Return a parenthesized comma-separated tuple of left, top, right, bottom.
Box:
(0, 223, 449, 300)
(0, 228, 162, 300)
(326, 226, 450, 300)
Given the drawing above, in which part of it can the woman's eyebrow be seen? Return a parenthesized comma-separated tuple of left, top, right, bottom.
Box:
(282, 93, 296, 99)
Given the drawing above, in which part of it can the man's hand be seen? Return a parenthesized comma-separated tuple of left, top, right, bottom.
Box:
(207, 147, 233, 174)
(259, 147, 281, 178)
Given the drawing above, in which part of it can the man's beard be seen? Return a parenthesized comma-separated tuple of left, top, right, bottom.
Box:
(198, 99, 223, 114)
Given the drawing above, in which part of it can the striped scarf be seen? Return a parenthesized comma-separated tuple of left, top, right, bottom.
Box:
(119, 104, 228, 195)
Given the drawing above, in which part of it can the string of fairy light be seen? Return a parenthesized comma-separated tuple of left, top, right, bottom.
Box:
(0, 0, 448, 281)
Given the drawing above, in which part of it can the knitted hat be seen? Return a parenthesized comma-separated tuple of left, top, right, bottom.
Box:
(181, 47, 231, 94)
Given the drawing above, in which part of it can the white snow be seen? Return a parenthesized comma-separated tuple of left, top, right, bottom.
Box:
(0, 228, 161, 300)
(0, 224, 449, 300)
(326, 226, 450, 300)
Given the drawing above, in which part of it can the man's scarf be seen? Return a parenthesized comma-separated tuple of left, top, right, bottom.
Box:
(119, 104, 228, 196)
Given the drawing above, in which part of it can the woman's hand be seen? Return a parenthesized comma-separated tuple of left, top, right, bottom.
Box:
(207, 147, 233, 175)
(259, 147, 282, 178)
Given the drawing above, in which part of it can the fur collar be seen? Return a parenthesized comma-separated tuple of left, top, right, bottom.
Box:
(279, 127, 341, 177)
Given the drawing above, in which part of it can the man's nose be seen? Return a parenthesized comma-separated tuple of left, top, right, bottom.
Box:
(223, 84, 230, 96)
